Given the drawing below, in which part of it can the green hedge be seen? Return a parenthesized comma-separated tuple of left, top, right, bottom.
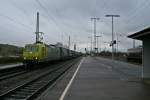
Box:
(0, 57, 23, 64)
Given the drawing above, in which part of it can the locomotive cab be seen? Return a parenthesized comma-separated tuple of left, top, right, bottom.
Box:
(23, 43, 46, 64)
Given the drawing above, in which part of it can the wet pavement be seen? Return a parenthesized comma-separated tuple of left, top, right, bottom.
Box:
(39, 57, 150, 100)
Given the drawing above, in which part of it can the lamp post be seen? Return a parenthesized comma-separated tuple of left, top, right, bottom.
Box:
(105, 14, 120, 61)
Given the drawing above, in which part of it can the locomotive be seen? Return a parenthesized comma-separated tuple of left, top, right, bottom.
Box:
(23, 12, 81, 66)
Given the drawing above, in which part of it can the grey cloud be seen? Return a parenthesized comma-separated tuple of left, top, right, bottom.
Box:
(0, 0, 148, 51)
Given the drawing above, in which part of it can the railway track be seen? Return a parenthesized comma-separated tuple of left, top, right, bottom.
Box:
(0, 59, 76, 95)
(0, 58, 80, 100)
(0, 59, 72, 82)
(0, 65, 25, 81)
(0, 70, 27, 81)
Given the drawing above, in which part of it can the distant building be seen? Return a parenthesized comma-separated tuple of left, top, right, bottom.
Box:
(127, 46, 142, 64)
(127, 46, 142, 53)
(128, 27, 150, 79)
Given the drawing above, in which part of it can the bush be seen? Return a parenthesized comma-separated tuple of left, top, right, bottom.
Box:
(0, 57, 23, 64)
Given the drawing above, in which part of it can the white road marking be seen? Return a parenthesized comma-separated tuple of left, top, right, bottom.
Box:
(59, 58, 84, 100)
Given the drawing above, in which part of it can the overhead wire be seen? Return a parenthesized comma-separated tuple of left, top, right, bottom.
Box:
(0, 13, 33, 33)
(8, 0, 33, 25)
(50, 0, 70, 36)
(35, 0, 67, 34)
(123, 0, 150, 24)
(118, 0, 150, 38)
(35, 0, 69, 42)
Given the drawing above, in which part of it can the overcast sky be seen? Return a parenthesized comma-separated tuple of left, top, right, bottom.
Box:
(0, 0, 149, 51)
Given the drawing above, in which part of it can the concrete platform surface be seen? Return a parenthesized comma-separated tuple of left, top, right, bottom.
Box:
(39, 57, 150, 100)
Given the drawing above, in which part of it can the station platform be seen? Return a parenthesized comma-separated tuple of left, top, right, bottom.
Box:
(0, 63, 23, 70)
(39, 57, 150, 100)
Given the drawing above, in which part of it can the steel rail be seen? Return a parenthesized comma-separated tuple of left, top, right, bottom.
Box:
(0, 58, 80, 100)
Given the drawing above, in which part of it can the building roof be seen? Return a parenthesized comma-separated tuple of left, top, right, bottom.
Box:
(128, 27, 150, 40)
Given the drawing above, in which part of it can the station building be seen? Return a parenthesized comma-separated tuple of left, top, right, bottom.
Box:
(128, 27, 150, 79)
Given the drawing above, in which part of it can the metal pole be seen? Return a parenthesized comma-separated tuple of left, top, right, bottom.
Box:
(116, 33, 118, 53)
(99, 35, 101, 52)
(91, 37, 92, 52)
(36, 12, 39, 43)
(89, 37, 92, 53)
(68, 36, 70, 49)
(94, 19, 96, 53)
(91, 18, 100, 54)
(105, 14, 120, 61)
(74, 44, 76, 51)
(96, 36, 101, 53)
(133, 39, 135, 48)
(97, 36, 99, 53)
(61, 33, 63, 45)
(112, 16, 114, 61)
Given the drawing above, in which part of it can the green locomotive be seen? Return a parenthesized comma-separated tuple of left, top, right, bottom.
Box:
(23, 42, 46, 63)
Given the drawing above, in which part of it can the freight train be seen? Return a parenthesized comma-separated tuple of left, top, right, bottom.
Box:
(23, 12, 81, 67)
(23, 42, 81, 66)
(23, 42, 81, 65)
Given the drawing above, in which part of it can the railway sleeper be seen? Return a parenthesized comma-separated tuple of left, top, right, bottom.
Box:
(14, 91, 33, 95)
(26, 84, 43, 88)
(19, 89, 36, 92)
(23, 87, 39, 91)
(32, 81, 48, 85)
(36, 80, 49, 83)
(10, 93, 30, 98)
(27, 84, 44, 88)
(6, 94, 27, 99)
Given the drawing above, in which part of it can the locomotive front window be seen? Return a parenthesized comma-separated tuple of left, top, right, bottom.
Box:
(25, 45, 38, 52)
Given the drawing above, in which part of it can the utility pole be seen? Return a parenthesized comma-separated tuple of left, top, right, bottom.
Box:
(36, 12, 39, 43)
(116, 33, 121, 58)
(91, 17, 100, 54)
(61, 33, 63, 45)
(105, 14, 120, 61)
(133, 39, 135, 48)
(74, 43, 76, 51)
(116, 33, 121, 53)
(88, 36, 92, 54)
(96, 35, 101, 53)
(35, 12, 44, 43)
(116, 33, 118, 53)
(68, 36, 70, 49)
